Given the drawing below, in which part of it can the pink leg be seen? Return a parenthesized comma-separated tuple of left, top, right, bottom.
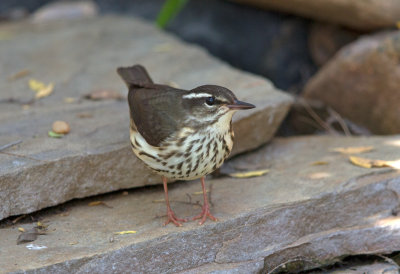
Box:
(162, 176, 186, 227)
(192, 176, 218, 225)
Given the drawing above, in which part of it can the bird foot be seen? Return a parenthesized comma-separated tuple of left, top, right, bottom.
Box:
(164, 209, 187, 227)
(192, 204, 218, 225)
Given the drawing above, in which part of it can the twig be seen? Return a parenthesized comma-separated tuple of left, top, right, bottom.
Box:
(0, 140, 22, 152)
(299, 99, 337, 135)
(327, 107, 352, 136)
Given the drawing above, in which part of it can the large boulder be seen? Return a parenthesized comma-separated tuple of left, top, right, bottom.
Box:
(231, 0, 400, 31)
(0, 16, 292, 221)
(303, 31, 400, 134)
(2, 135, 400, 273)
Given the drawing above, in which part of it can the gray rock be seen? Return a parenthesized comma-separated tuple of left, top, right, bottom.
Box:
(232, 0, 400, 31)
(303, 31, 400, 135)
(1, 135, 400, 273)
(0, 16, 292, 221)
(31, 0, 98, 22)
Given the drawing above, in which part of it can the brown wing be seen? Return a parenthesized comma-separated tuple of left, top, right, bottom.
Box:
(128, 85, 186, 146)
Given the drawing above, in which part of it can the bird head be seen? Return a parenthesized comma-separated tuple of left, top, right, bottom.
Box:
(181, 85, 255, 128)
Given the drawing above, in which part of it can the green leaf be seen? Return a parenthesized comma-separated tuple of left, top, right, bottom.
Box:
(48, 130, 64, 138)
(156, 0, 188, 29)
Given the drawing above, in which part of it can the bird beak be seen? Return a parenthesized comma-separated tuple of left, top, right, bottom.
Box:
(227, 100, 255, 110)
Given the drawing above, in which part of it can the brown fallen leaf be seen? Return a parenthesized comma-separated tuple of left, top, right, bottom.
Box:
(114, 230, 137, 235)
(8, 69, 31, 81)
(84, 89, 124, 101)
(397, 21, 400, 29)
(331, 146, 374, 154)
(228, 169, 269, 178)
(88, 201, 113, 208)
(349, 156, 400, 169)
(52, 121, 70, 134)
(311, 161, 329, 166)
(77, 112, 93, 118)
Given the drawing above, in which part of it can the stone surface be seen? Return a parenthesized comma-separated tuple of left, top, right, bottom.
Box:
(303, 31, 400, 135)
(0, 16, 292, 221)
(31, 0, 98, 22)
(232, 0, 400, 31)
(1, 135, 400, 273)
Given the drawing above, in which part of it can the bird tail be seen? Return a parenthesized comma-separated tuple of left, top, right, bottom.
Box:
(117, 65, 153, 88)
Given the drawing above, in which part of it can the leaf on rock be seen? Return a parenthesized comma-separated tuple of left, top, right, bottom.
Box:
(29, 79, 54, 99)
(48, 130, 64, 138)
(228, 169, 269, 178)
(84, 89, 124, 101)
(114, 230, 137, 235)
(349, 156, 400, 169)
(331, 146, 374, 154)
(88, 201, 113, 208)
(8, 69, 31, 81)
(311, 161, 329, 166)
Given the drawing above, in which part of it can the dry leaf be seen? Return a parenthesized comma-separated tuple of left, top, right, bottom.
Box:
(84, 89, 123, 100)
(69, 241, 79, 245)
(114, 231, 137, 235)
(331, 146, 374, 154)
(29, 79, 54, 99)
(8, 69, 31, 81)
(18, 227, 25, 232)
(192, 190, 209, 195)
(52, 121, 70, 134)
(88, 201, 113, 208)
(122, 191, 128, 196)
(397, 21, 400, 29)
(64, 97, 77, 103)
(349, 156, 398, 169)
(228, 169, 269, 178)
(311, 161, 329, 166)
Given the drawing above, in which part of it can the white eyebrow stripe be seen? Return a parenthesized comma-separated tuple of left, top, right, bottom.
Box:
(182, 93, 212, 99)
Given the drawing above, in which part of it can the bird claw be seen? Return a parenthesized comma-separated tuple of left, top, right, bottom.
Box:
(164, 210, 187, 227)
(192, 205, 218, 225)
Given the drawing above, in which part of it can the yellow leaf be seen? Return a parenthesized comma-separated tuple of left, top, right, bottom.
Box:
(69, 241, 79, 245)
(88, 201, 113, 208)
(88, 201, 103, 206)
(331, 146, 374, 154)
(397, 21, 400, 29)
(349, 156, 392, 169)
(311, 161, 329, 166)
(35, 83, 54, 99)
(229, 169, 269, 178)
(29, 79, 54, 99)
(114, 231, 137, 235)
(192, 190, 209, 195)
(18, 227, 25, 232)
(64, 97, 77, 103)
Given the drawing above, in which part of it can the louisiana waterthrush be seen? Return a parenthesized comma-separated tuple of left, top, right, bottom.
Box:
(117, 65, 255, 226)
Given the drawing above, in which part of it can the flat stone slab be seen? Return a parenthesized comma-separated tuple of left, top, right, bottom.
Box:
(0, 16, 292, 221)
(1, 135, 400, 273)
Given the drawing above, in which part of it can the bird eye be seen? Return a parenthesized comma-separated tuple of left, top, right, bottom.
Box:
(205, 96, 215, 106)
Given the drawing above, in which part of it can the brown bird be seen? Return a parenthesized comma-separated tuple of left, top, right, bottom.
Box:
(117, 65, 255, 226)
